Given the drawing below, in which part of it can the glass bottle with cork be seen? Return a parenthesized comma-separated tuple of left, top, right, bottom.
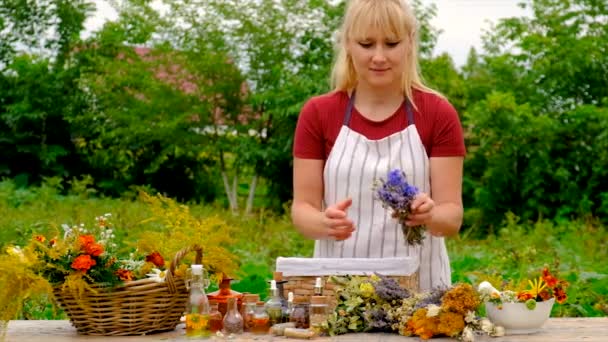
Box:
(207, 300, 223, 333)
(222, 296, 243, 335)
(207, 273, 243, 317)
(265, 279, 283, 326)
(250, 301, 270, 334)
(185, 264, 211, 338)
(289, 296, 310, 329)
(241, 293, 259, 332)
(309, 295, 329, 334)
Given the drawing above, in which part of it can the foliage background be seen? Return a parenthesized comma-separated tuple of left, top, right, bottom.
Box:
(0, 0, 606, 319)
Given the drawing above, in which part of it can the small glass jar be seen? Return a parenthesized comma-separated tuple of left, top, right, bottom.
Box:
(242, 294, 259, 331)
(250, 301, 270, 334)
(208, 300, 223, 333)
(289, 297, 310, 329)
(309, 295, 329, 334)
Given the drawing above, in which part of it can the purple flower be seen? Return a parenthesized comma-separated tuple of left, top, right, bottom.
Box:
(374, 169, 425, 245)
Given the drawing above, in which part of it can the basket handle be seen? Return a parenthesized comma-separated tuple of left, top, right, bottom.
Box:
(165, 244, 203, 293)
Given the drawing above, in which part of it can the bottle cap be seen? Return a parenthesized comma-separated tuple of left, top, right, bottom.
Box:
(310, 296, 327, 305)
(270, 279, 277, 290)
(191, 264, 203, 274)
(273, 271, 283, 282)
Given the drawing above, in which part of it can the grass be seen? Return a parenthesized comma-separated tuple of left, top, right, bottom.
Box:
(0, 179, 606, 319)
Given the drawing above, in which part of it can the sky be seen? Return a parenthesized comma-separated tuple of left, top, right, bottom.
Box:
(84, 0, 530, 67)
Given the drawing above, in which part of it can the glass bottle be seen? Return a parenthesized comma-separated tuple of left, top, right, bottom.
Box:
(265, 280, 283, 326)
(208, 300, 223, 333)
(309, 295, 329, 334)
(185, 264, 211, 338)
(242, 294, 259, 332)
(272, 272, 290, 322)
(207, 272, 243, 317)
(250, 301, 270, 334)
(222, 296, 243, 335)
(289, 297, 310, 329)
(285, 291, 294, 323)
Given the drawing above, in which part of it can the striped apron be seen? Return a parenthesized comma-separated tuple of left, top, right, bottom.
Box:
(313, 92, 451, 291)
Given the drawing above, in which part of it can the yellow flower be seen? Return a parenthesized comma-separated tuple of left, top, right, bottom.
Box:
(370, 274, 381, 282)
(527, 277, 547, 298)
(359, 282, 375, 298)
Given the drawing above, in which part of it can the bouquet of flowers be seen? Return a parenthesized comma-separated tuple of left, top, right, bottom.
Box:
(322, 274, 504, 341)
(478, 267, 568, 309)
(1, 193, 238, 324)
(7, 214, 180, 299)
(374, 169, 425, 245)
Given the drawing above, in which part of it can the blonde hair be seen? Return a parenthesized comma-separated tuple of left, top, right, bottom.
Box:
(330, 0, 440, 106)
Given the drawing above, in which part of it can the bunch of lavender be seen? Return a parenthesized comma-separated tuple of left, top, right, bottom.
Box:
(374, 169, 425, 245)
(414, 286, 448, 310)
(366, 307, 391, 331)
(373, 273, 411, 302)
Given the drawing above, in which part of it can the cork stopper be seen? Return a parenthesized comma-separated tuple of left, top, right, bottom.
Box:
(256, 301, 265, 306)
(243, 294, 260, 303)
(310, 296, 327, 305)
(273, 271, 283, 282)
(293, 296, 309, 304)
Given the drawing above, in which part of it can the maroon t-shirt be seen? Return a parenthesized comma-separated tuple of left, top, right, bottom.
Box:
(293, 90, 466, 160)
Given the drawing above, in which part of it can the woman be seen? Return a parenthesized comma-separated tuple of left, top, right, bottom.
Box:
(291, 0, 465, 291)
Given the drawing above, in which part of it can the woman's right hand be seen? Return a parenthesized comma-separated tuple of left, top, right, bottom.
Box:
(322, 198, 355, 240)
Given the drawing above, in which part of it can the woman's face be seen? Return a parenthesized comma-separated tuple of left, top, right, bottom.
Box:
(347, 27, 409, 90)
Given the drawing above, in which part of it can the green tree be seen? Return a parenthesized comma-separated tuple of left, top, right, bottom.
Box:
(0, 0, 93, 184)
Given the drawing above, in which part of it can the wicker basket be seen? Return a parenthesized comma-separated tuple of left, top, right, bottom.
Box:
(276, 257, 419, 309)
(53, 245, 202, 336)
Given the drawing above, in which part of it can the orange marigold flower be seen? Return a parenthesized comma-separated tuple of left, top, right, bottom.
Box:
(49, 238, 57, 247)
(116, 269, 134, 281)
(554, 287, 567, 304)
(538, 289, 552, 301)
(145, 251, 165, 268)
(542, 268, 558, 288)
(71, 254, 96, 272)
(78, 235, 95, 247)
(34, 235, 46, 243)
(517, 291, 534, 301)
(85, 243, 104, 257)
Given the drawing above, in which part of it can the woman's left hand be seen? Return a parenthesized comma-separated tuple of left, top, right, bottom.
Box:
(405, 193, 434, 227)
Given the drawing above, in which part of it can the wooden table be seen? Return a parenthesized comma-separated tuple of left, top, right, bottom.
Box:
(3, 318, 607, 341)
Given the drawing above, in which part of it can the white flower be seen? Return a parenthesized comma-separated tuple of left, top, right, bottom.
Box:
(478, 281, 500, 297)
(492, 325, 505, 337)
(480, 318, 494, 333)
(461, 326, 475, 342)
(426, 304, 441, 317)
(464, 310, 477, 324)
(146, 268, 167, 283)
(61, 224, 73, 239)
